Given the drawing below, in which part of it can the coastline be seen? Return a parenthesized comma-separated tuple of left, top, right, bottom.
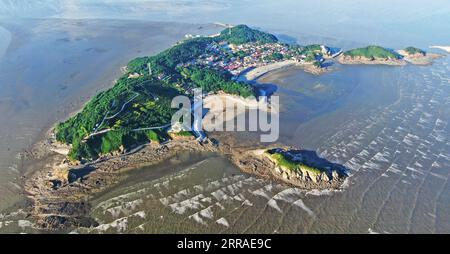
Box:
(238, 60, 328, 82)
(337, 54, 407, 66)
(230, 147, 347, 190)
(23, 133, 219, 229)
(238, 60, 297, 81)
(397, 50, 444, 65)
(202, 92, 275, 131)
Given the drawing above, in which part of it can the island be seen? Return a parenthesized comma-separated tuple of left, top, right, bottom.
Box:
(397, 46, 443, 65)
(231, 148, 347, 190)
(23, 24, 444, 230)
(338, 45, 406, 65)
(338, 45, 443, 66)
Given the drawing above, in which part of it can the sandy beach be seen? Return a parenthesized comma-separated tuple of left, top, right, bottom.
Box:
(204, 93, 264, 110)
(238, 60, 297, 81)
(239, 59, 331, 82)
(202, 93, 276, 131)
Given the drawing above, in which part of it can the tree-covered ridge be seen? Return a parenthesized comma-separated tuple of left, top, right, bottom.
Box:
(404, 46, 426, 55)
(344, 45, 401, 59)
(56, 75, 180, 161)
(218, 24, 278, 45)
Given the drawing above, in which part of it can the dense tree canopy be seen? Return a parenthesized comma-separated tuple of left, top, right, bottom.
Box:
(344, 45, 401, 59)
(218, 24, 278, 45)
(56, 76, 182, 161)
(180, 67, 254, 97)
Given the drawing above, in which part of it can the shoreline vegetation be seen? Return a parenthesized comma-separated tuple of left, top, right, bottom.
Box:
(23, 24, 445, 230)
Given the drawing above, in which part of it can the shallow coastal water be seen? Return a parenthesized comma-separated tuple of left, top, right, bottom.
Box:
(259, 63, 402, 149)
(75, 152, 318, 234)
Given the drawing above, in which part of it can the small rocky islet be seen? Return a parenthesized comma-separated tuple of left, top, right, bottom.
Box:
(231, 147, 348, 191)
(338, 45, 443, 66)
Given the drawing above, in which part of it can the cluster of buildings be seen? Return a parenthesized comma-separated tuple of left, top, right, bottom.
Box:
(225, 42, 292, 75)
(181, 41, 333, 77)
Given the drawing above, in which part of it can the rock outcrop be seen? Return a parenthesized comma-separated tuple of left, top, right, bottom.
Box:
(397, 49, 443, 65)
(338, 54, 406, 66)
(230, 147, 348, 190)
(24, 138, 218, 231)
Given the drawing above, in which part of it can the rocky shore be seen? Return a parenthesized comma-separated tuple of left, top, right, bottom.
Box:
(397, 50, 443, 65)
(239, 60, 330, 82)
(23, 129, 348, 230)
(230, 147, 348, 190)
(337, 54, 407, 66)
(23, 133, 218, 230)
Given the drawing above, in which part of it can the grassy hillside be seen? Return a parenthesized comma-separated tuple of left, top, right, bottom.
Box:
(344, 45, 401, 59)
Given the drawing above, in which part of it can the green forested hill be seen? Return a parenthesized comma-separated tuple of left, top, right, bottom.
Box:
(218, 24, 278, 45)
(344, 45, 401, 59)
